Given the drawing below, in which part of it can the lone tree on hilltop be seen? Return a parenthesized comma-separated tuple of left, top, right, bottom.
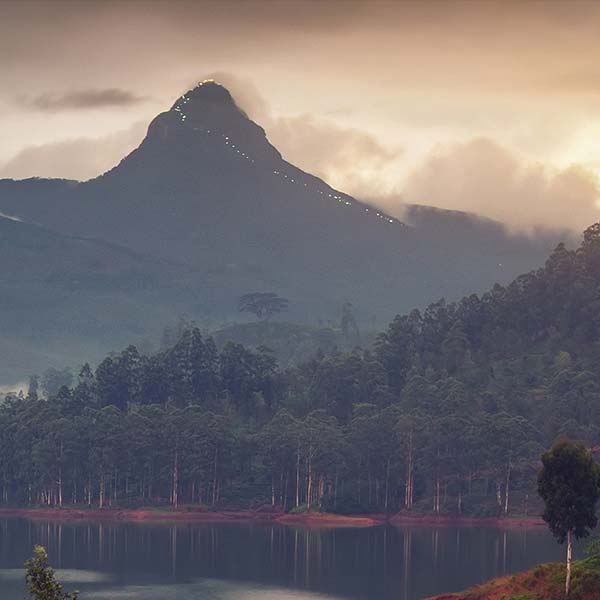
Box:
(25, 545, 79, 600)
(537, 439, 600, 596)
(239, 292, 289, 320)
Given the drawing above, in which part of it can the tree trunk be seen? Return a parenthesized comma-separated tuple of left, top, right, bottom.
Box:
(58, 467, 63, 508)
(306, 448, 313, 511)
(271, 475, 276, 507)
(318, 474, 325, 508)
(405, 430, 414, 509)
(172, 450, 179, 508)
(433, 477, 441, 513)
(504, 459, 511, 515)
(212, 445, 218, 507)
(384, 459, 390, 511)
(566, 529, 573, 596)
(57, 438, 64, 507)
(295, 442, 300, 508)
(99, 474, 105, 509)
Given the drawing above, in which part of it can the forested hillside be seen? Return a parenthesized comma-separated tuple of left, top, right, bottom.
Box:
(2, 225, 600, 515)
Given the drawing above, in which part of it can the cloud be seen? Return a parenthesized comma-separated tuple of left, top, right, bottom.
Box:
(0, 381, 27, 397)
(0, 122, 147, 182)
(402, 138, 600, 234)
(268, 114, 403, 196)
(23, 89, 147, 111)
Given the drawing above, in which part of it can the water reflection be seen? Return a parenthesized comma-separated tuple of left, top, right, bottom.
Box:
(0, 517, 571, 600)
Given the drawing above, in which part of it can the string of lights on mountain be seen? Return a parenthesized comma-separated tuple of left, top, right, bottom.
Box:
(172, 80, 402, 227)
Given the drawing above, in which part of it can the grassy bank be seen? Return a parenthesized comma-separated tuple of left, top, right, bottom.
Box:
(429, 558, 600, 600)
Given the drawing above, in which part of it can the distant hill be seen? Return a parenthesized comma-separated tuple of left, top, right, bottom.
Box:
(0, 81, 565, 382)
(0, 215, 193, 382)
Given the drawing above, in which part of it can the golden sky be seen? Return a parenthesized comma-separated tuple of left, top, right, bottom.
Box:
(2, 0, 600, 233)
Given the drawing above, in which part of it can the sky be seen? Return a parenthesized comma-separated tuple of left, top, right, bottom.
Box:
(2, 0, 600, 233)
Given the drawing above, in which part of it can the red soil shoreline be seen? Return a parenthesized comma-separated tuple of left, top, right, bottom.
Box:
(0, 507, 545, 528)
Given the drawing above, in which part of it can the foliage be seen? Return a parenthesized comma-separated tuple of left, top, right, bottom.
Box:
(25, 546, 78, 600)
(239, 292, 289, 320)
(41, 368, 73, 398)
(538, 440, 600, 544)
(585, 538, 600, 562)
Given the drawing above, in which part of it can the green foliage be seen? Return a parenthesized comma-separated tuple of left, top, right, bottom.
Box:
(570, 559, 600, 599)
(238, 292, 289, 320)
(25, 546, 78, 600)
(41, 368, 73, 398)
(538, 440, 600, 544)
(585, 538, 600, 560)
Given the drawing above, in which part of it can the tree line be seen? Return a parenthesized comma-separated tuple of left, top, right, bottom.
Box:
(4, 224, 600, 515)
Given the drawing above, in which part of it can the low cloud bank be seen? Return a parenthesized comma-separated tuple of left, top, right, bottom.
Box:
(402, 138, 600, 235)
(0, 122, 146, 182)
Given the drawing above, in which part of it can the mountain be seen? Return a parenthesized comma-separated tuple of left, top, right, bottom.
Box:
(0, 81, 565, 381)
(0, 215, 197, 383)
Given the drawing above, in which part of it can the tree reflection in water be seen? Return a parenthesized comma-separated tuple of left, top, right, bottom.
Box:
(0, 518, 574, 600)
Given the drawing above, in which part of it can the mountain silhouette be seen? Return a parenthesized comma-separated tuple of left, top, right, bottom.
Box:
(0, 80, 563, 381)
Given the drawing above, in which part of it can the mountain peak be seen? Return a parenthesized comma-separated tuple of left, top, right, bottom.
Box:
(141, 78, 279, 163)
(152, 78, 254, 134)
(171, 80, 238, 112)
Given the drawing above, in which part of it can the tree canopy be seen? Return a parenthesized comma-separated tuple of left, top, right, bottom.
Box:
(25, 546, 78, 600)
(239, 292, 289, 320)
(538, 440, 600, 544)
(538, 440, 600, 595)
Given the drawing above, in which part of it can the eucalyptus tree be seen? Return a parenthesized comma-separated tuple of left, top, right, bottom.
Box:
(538, 440, 600, 596)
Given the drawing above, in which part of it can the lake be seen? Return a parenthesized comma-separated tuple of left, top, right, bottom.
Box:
(0, 517, 574, 600)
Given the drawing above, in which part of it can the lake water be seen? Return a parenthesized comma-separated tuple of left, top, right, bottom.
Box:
(0, 517, 575, 600)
